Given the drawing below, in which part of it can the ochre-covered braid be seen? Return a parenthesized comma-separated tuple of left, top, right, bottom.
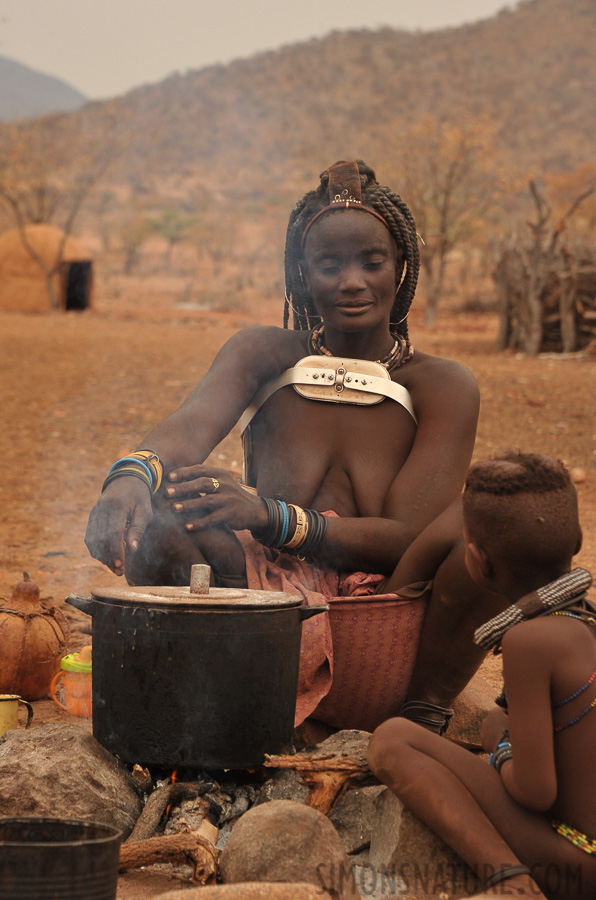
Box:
(284, 161, 420, 345)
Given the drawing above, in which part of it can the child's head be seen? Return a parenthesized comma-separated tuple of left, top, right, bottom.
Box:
(462, 452, 582, 591)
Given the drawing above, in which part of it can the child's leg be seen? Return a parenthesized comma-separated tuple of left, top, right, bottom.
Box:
(368, 718, 596, 899)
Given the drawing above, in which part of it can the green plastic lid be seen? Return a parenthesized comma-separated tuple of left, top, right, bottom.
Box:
(60, 646, 92, 673)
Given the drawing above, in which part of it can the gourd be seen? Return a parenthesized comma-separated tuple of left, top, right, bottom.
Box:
(0, 573, 68, 700)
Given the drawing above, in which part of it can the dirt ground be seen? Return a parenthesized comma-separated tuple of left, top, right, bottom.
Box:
(1, 295, 595, 897)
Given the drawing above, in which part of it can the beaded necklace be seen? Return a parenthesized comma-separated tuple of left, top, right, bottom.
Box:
(546, 608, 596, 733)
(308, 323, 414, 372)
(551, 821, 596, 855)
(474, 568, 593, 653)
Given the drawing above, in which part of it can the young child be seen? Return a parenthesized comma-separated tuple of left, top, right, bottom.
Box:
(368, 452, 596, 899)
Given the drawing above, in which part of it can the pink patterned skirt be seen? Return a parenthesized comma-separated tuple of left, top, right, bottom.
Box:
(235, 530, 427, 732)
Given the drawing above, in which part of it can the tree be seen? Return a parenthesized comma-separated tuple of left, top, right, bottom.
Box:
(191, 211, 237, 281)
(387, 115, 505, 326)
(495, 179, 595, 354)
(119, 215, 156, 275)
(0, 107, 117, 308)
(148, 208, 197, 271)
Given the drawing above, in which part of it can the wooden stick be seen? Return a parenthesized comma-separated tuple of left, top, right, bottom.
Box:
(264, 753, 374, 816)
(119, 821, 218, 885)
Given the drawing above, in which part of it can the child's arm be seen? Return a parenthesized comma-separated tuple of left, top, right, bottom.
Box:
(497, 621, 557, 812)
(381, 497, 463, 591)
(481, 706, 510, 752)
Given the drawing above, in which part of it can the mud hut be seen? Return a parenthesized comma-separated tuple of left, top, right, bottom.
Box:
(0, 224, 93, 313)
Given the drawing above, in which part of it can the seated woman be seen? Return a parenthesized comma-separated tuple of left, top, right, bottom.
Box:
(85, 160, 506, 732)
(368, 454, 596, 899)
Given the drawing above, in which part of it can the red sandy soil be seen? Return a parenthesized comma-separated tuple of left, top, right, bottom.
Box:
(1, 298, 595, 896)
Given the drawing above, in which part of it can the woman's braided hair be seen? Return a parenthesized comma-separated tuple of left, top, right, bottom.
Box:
(283, 160, 420, 343)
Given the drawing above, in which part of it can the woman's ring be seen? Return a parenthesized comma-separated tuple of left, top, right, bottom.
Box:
(211, 478, 220, 493)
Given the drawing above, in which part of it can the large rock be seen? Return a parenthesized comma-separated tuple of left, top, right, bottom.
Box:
(368, 789, 480, 899)
(0, 723, 142, 837)
(330, 785, 385, 855)
(156, 884, 333, 899)
(220, 800, 360, 900)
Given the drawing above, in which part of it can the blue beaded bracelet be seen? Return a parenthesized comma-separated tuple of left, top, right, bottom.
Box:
(108, 456, 154, 483)
(489, 728, 512, 773)
(275, 501, 290, 548)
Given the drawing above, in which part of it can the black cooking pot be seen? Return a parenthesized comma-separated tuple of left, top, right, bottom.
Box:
(66, 579, 327, 770)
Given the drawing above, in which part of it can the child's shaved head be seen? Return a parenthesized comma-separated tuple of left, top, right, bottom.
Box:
(463, 453, 581, 581)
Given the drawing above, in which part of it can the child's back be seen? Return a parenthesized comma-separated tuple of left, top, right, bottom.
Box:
(502, 611, 596, 841)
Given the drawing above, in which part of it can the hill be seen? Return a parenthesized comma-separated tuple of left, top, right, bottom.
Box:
(66, 0, 595, 192)
(0, 56, 87, 121)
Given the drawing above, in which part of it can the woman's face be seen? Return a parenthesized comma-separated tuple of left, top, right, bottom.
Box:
(302, 209, 400, 336)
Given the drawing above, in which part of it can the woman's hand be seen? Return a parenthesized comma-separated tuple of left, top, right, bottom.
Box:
(85, 478, 154, 576)
(165, 464, 268, 534)
(480, 705, 510, 753)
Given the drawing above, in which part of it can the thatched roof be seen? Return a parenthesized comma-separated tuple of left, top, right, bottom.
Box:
(0, 224, 92, 312)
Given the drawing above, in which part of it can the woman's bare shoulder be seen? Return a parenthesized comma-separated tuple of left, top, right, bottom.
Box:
(215, 325, 309, 377)
(401, 350, 479, 417)
(405, 350, 478, 387)
(223, 324, 302, 352)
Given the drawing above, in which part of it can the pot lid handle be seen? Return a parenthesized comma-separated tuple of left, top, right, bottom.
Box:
(190, 564, 211, 594)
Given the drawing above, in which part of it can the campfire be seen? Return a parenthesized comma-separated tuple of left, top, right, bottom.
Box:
(0, 569, 488, 898)
(119, 732, 375, 886)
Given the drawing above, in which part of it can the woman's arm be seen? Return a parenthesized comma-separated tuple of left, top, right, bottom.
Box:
(84, 326, 293, 573)
(317, 358, 480, 573)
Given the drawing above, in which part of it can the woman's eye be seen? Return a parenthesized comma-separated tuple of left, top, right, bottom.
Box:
(364, 260, 383, 270)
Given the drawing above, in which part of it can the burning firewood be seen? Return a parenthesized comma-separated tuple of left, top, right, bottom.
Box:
(264, 752, 374, 816)
(130, 763, 153, 796)
(126, 780, 213, 843)
(119, 817, 219, 885)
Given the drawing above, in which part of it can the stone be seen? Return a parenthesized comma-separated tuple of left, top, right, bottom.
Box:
(329, 785, 385, 855)
(308, 729, 371, 770)
(155, 884, 333, 899)
(293, 718, 338, 749)
(220, 800, 361, 899)
(0, 723, 142, 837)
(368, 789, 480, 899)
(450, 674, 499, 744)
(256, 768, 309, 806)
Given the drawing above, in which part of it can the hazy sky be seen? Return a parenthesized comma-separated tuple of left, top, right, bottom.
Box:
(0, 0, 514, 100)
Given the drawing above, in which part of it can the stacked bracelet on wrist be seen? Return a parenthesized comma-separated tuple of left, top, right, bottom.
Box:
(489, 728, 513, 773)
(102, 449, 163, 495)
(256, 499, 327, 558)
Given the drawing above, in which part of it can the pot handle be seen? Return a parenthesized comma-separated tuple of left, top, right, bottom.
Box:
(299, 604, 329, 621)
(65, 593, 95, 616)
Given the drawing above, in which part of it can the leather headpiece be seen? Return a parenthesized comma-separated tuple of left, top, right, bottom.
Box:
(300, 160, 390, 249)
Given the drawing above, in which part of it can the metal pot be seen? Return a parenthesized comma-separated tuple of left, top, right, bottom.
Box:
(66, 568, 327, 770)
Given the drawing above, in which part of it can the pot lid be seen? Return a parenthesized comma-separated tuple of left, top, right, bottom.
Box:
(90, 584, 305, 610)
